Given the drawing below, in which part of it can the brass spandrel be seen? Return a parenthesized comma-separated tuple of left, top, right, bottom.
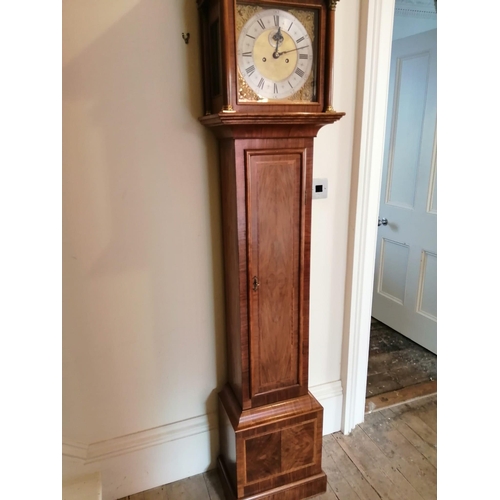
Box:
(238, 72, 263, 102)
(289, 71, 314, 102)
(288, 9, 315, 43)
(235, 4, 263, 38)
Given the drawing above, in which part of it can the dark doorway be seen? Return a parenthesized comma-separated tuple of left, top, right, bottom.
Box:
(365, 318, 437, 412)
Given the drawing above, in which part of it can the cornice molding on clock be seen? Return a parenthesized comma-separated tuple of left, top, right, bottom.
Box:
(395, 0, 436, 18)
(200, 111, 345, 125)
(199, 111, 345, 134)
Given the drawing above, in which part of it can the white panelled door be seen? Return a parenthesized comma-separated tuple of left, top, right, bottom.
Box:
(372, 29, 437, 354)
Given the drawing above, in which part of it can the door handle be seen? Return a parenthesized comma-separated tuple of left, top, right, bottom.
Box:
(378, 217, 388, 226)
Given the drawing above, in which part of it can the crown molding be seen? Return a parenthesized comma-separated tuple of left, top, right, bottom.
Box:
(395, 0, 436, 18)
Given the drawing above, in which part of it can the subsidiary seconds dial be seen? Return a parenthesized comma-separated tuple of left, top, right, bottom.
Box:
(237, 9, 314, 100)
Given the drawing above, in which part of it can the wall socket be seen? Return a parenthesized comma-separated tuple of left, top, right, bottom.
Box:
(312, 178, 328, 199)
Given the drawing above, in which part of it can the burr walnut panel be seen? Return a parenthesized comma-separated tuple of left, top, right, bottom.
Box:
(281, 420, 315, 471)
(245, 420, 316, 484)
(245, 432, 282, 483)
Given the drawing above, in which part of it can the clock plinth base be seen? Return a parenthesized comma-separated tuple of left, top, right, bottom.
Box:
(217, 457, 327, 500)
(217, 385, 327, 500)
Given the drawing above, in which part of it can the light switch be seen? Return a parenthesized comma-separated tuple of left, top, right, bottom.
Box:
(312, 178, 328, 199)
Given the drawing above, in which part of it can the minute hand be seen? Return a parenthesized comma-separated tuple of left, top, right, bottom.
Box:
(278, 45, 309, 56)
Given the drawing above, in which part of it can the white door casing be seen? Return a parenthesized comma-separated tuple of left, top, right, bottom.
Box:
(372, 29, 437, 354)
(340, 0, 395, 434)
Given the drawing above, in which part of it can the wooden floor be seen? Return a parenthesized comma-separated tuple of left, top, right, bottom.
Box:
(118, 395, 437, 500)
(365, 319, 437, 412)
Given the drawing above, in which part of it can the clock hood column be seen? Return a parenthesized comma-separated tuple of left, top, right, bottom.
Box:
(220, 0, 236, 112)
(325, 0, 340, 112)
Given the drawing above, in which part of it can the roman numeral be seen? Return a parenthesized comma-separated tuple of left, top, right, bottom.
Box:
(288, 21, 294, 31)
(274, 15, 280, 26)
(257, 19, 265, 29)
(299, 54, 308, 60)
(273, 83, 278, 94)
(242, 51, 252, 57)
(296, 36, 305, 44)
(258, 78, 265, 89)
(295, 67, 305, 78)
(246, 34, 255, 39)
(288, 81, 294, 89)
(246, 65, 256, 76)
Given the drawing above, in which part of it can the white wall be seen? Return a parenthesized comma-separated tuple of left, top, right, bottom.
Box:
(63, 473, 102, 500)
(62, 1, 360, 499)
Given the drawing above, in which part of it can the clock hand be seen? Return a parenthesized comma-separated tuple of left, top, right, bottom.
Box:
(277, 45, 309, 56)
(272, 27, 283, 59)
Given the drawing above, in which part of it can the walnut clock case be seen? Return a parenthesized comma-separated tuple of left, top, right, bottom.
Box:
(196, 1, 344, 499)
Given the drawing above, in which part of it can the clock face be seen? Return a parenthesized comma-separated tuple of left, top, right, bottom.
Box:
(236, 5, 317, 102)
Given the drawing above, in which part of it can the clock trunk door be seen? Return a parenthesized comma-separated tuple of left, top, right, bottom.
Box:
(246, 150, 308, 405)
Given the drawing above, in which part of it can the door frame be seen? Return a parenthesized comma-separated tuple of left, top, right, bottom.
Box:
(340, 0, 396, 434)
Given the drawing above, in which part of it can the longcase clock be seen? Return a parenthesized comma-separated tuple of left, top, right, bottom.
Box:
(196, 1, 344, 498)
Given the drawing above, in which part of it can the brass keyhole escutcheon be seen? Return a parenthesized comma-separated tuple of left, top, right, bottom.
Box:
(253, 276, 260, 291)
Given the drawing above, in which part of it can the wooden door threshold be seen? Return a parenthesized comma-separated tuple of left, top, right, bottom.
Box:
(365, 380, 437, 413)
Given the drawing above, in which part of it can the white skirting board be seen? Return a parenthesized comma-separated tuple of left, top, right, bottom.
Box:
(63, 381, 343, 500)
(311, 380, 343, 435)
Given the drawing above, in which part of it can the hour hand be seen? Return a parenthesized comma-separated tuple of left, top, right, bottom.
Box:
(272, 27, 282, 59)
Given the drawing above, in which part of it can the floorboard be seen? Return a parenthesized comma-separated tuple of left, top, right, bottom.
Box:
(118, 396, 437, 500)
(381, 405, 437, 469)
(333, 427, 423, 500)
(360, 412, 436, 499)
(323, 434, 380, 500)
(365, 380, 437, 413)
(366, 319, 436, 400)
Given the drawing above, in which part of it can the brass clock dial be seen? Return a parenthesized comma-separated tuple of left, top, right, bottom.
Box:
(236, 7, 316, 101)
